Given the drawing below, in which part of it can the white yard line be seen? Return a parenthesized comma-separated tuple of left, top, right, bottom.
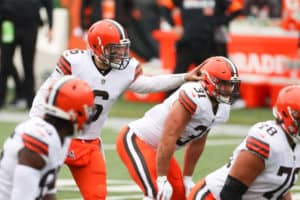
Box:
(0, 111, 250, 136)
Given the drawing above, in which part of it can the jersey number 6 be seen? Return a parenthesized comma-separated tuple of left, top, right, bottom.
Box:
(90, 90, 109, 122)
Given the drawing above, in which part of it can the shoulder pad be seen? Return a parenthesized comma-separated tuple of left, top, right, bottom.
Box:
(178, 82, 207, 115)
(21, 132, 49, 157)
(246, 123, 271, 160)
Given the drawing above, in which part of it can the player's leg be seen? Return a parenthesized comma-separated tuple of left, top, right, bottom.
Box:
(65, 139, 107, 200)
(167, 158, 186, 200)
(116, 126, 157, 199)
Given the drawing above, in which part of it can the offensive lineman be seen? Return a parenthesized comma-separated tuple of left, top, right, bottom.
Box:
(0, 76, 95, 200)
(116, 56, 241, 200)
(188, 85, 300, 200)
(29, 19, 202, 199)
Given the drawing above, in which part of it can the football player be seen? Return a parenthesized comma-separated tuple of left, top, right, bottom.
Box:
(116, 56, 240, 200)
(188, 85, 300, 200)
(29, 19, 203, 199)
(0, 76, 95, 200)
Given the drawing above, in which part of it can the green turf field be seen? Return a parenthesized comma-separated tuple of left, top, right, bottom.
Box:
(1, 99, 300, 199)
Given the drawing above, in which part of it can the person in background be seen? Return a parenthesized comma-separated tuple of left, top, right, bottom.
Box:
(116, 56, 240, 200)
(188, 85, 300, 200)
(7, 64, 24, 108)
(29, 19, 203, 199)
(80, 0, 101, 32)
(244, 0, 282, 18)
(0, 0, 53, 109)
(213, 0, 243, 57)
(73, 0, 102, 40)
(115, 0, 160, 61)
(0, 4, 23, 108)
(0, 76, 95, 200)
(160, 0, 241, 97)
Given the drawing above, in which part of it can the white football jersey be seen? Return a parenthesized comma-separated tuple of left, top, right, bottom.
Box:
(30, 49, 139, 139)
(206, 120, 300, 200)
(129, 82, 231, 148)
(0, 117, 70, 199)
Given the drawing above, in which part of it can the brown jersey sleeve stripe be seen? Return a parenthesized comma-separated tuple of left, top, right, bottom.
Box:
(22, 134, 49, 156)
(56, 60, 70, 75)
(60, 56, 71, 70)
(57, 56, 71, 74)
(246, 136, 269, 159)
(56, 62, 68, 75)
(179, 90, 196, 114)
(23, 143, 47, 157)
(179, 96, 194, 114)
(247, 136, 270, 151)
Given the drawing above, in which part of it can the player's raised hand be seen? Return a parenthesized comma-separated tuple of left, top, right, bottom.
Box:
(183, 65, 202, 82)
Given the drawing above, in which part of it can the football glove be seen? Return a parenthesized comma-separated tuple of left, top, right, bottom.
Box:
(183, 176, 195, 198)
(156, 176, 173, 200)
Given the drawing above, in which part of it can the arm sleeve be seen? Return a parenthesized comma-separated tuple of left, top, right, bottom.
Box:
(128, 73, 185, 93)
(11, 165, 41, 200)
(29, 71, 63, 118)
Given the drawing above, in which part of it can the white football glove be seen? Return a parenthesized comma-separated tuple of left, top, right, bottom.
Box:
(183, 176, 195, 198)
(156, 176, 173, 200)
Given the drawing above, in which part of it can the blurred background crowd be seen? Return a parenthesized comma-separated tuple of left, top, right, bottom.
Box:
(0, 0, 299, 110)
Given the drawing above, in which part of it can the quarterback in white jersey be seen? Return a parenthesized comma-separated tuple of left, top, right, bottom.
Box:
(117, 56, 240, 200)
(0, 76, 95, 200)
(29, 19, 202, 199)
(189, 85, 300, 200)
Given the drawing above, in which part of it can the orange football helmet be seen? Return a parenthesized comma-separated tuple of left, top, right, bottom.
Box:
(199, 56, 240, 104)
(87, 19, 130, 70)
(43, 76, 95, 134)
(274, 85, 300, 143)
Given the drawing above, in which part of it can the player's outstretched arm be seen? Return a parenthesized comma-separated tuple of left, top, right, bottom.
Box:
(128, 65, 202, 93)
